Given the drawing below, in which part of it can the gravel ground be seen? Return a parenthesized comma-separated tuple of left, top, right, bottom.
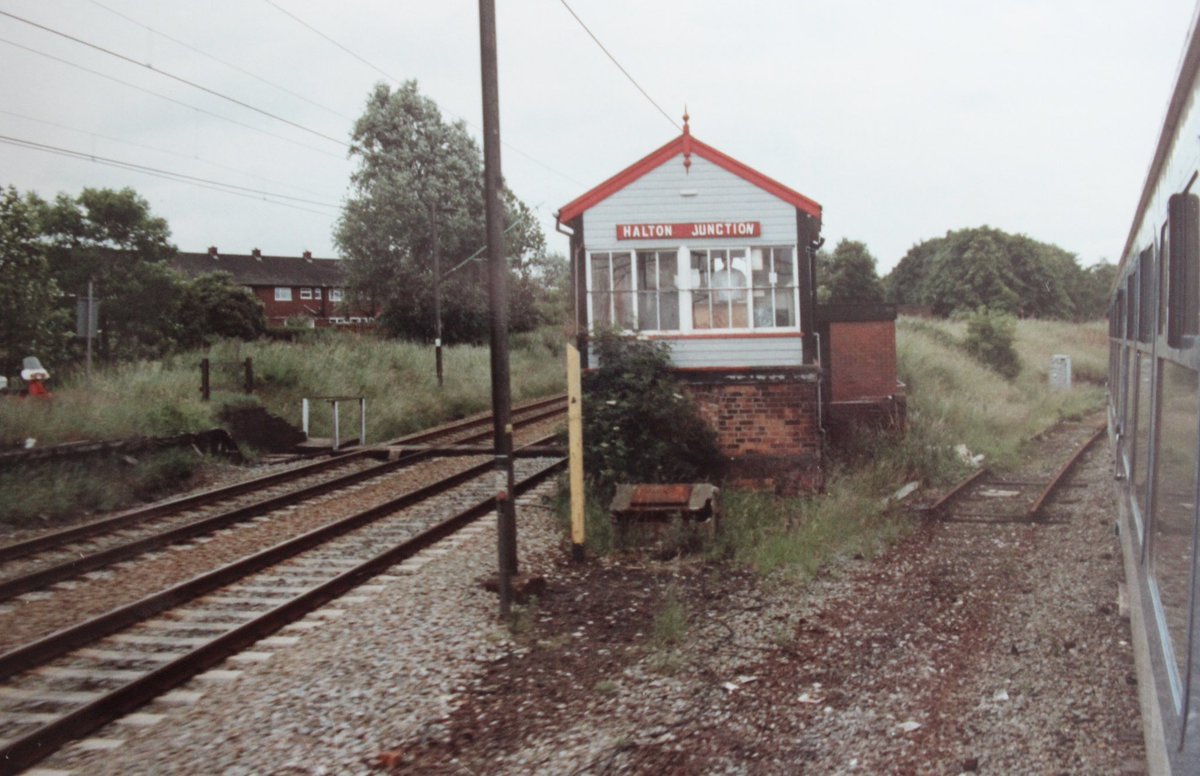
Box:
(0, 418, 560, 650)
(23, 424, 1144, 775)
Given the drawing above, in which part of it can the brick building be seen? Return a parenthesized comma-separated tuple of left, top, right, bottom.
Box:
(172, 248, 376, 328)
(556, 119, 902, 492)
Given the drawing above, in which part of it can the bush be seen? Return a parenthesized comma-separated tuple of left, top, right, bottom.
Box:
(583, 331, 724, 498)
(963, 307, 1020, 380)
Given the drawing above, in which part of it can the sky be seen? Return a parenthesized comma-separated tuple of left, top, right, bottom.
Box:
(1, 0, 1197, 274)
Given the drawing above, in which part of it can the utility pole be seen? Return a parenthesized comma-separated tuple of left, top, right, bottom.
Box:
(85, 279, 94, 382)
(479, 0, 517, 617)
(430, 202, 444, 387)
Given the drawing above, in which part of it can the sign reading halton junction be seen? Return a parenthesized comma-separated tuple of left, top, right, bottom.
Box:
(616, 221, 762, 240)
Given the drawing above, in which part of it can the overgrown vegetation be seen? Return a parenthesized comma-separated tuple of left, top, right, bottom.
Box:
(582, 331, 724, 500)
(0, 449, 206, 529)
(0, 333, 565, 448)
(0, 331, 566, 528)
(568, 317, 1108, 589)
(963, 306, 1021, 380)
(884, 225, 1115, 320)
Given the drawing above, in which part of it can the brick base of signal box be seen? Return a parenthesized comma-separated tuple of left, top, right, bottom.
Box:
(677, 367, 824, 494)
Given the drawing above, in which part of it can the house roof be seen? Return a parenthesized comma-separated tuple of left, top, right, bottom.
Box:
(556, 125, 822, 224)
(173, 251, 346, 287)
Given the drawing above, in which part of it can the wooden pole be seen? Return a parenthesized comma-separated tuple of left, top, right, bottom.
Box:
(567, 341, 586, 560)
(478, 0, 516, 617)
(200, 358, 210, 401)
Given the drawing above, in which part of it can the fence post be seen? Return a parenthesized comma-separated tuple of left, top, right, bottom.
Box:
(200, 358, 210, 401)
(302, 398, 310, 438)
(332, 400, 341, 452)
(359, 397, 366, 447)
(244, 357, 254, 394)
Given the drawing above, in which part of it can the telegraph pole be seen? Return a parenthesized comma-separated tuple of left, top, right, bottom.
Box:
(479, 0, 517, 617)
(429, 202, 444, 387)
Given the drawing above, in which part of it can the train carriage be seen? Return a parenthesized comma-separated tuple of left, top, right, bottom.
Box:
(1110, 4, 1200, 772)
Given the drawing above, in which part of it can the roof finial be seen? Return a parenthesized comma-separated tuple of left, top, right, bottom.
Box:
(682, 105, 692, 174)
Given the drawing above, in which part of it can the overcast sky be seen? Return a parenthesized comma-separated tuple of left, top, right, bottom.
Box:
(1, 0, 1196, 273)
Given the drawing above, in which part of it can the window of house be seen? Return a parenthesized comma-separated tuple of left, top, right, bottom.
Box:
(587, 245, 798, 334)
(300, 288, 313, 300)
(275, 287, 292, 302)
(314, 288, 322, 300)
(330, 288, 344, 303)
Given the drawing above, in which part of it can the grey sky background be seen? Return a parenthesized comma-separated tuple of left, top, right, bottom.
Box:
(1, 0, 1195, 273)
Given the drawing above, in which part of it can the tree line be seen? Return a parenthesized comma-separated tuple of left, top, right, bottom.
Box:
(0, 185, 265, 378)
(817, 227, 1115, 320)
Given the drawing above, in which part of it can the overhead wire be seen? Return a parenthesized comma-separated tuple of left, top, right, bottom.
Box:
(0, 9, 350, 149)
(0, 108, 337, 200)
(0, 37, 344, 160)
(0, 134, 342, 213)
(556, 0, 680, 131)
(260, 0, 587, 187)
(85, 0, 355, 123)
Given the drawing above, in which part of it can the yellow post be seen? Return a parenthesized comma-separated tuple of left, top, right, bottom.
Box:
(566, 340, 586, 560)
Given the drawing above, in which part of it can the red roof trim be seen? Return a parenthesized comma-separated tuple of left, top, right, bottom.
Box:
(556, 133, 821, 224)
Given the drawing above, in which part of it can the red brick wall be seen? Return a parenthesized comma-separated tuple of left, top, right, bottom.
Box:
(250, 286, 374, 327)
(828, 320, 898, 402)
(679, 369, 823, 493)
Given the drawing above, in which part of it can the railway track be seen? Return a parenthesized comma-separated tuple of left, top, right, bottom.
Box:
(0, 394, 564, 567)
(0, 438, 565, 773)
(0, 397, 564, 602)
(928, 422, 1106, 524)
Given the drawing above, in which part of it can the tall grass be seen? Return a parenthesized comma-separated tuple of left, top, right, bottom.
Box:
(0, 449, 206, 528)
(711, 316, 1110, 580)
(0, 330, 566, 446)
(0, 330, 565, 528)
(897, 317, 1105, 469)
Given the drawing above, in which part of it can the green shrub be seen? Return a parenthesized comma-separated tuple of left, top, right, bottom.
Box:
(583, 331, 724, 499)
(963, 306, 1021, 380)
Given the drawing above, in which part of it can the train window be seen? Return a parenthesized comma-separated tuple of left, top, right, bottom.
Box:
(1151, 361, 1198, 696)
(1168, 193, 1200, 347)
(1140, 246, 1155, 343)
(1127, 274, 1138, 340)
(1133, 353, 1155, 518)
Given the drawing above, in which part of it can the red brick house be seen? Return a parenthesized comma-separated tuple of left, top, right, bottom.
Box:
(172, 248, 376, 328)
(556, 120, 902, 492)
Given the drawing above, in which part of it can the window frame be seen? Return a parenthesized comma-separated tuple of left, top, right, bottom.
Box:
(274, 287, 293, 302)
(586, 244, 800, 335)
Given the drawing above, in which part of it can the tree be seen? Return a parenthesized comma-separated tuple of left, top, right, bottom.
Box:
(37, 187, 180, 360)
(335, 81, 546, 343)
(882, 226, 1102, 319)
(176, 272, 266, 348)
(923, 229, 1021, 316)
(821, 239, 884, 304)
(583, 331, 724, 498)
(0, 187, 69, 376)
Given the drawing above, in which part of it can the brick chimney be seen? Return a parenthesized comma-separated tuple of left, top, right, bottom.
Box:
(252, 248, 262, 261)
(302, 250, 312, 261)
(208, 246, 219, 259)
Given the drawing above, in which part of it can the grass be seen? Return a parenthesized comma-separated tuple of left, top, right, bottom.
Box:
(0, 448, 207, 529)
(569, 316, 1111, 591)
(0, 329, 566, 447)
(651, 585, 688, 648)
(0, 328, 567, 529)
(897, 317, 1106, 470)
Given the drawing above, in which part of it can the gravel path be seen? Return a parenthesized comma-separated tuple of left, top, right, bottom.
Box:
(22, 424, 1144, 775)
